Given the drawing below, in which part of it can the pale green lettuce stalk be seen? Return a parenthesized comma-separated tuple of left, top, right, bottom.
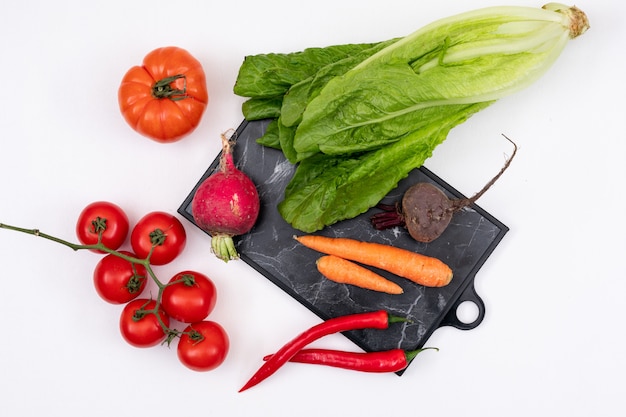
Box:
(292, 3, 589, 158)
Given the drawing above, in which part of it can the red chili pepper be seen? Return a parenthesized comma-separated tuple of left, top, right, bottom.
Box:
(262, 347, 438, 373)
(238, 310, 405, 392)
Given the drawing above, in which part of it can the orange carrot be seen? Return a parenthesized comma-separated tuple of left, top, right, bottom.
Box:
(316, 255, 404, 295)
(295, 235, 453, 287)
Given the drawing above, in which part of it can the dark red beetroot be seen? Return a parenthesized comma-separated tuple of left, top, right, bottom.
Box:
(191, 131, 260, 262)
(371, 135, 517, 243)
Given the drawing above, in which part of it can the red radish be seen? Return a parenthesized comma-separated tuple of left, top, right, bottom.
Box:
(191, 130, 260, 262)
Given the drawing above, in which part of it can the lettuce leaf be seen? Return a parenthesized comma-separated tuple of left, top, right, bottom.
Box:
(241, 96, 283, 120)
(233, 41, 387, 98)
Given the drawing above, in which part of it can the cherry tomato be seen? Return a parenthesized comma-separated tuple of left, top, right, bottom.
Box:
(119, 299, 170, 348)
(93, 251, 147, 304)
(130, 211, 186, 265)
(161, 271, 217, 323)
(76, 201, 129, 253)
(118, 46, 208, 143)
(177, 321, 229, 371)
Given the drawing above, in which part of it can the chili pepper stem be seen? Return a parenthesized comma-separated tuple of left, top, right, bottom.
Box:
(405, 347, 439, 362)
(388, 314, 411, 325)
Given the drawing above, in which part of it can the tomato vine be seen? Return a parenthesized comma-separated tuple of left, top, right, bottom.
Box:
(0, 221, 190, 342)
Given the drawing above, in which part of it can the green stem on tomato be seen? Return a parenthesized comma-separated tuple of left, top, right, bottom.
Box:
(134, 295, 181, 345)
(152, 74, 188, 101)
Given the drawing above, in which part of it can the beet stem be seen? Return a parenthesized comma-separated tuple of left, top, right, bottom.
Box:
(370, 203, 405, 230)
(375, 203, 397, 212)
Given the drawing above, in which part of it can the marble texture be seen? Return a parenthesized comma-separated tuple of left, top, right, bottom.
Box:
(179, 119, 508, 372)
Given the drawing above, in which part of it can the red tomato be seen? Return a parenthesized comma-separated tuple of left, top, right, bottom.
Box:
(76, 201, 129, 253)
(119, 299, 170, 348)
(93, 251, 147, 304)
(118, 46, 208, 143)
(177, 321, 229, 371)
(161, 271, 217, 323)
(130, 211, 186, 265)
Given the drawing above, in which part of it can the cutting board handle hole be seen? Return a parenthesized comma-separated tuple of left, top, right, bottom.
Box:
(456, 300, 480, 325)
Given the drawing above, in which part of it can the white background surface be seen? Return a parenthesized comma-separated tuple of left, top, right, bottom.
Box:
(1, 1, 624, 416)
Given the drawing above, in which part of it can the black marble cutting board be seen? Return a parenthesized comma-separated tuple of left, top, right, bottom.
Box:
(179, 119, 508, 373)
